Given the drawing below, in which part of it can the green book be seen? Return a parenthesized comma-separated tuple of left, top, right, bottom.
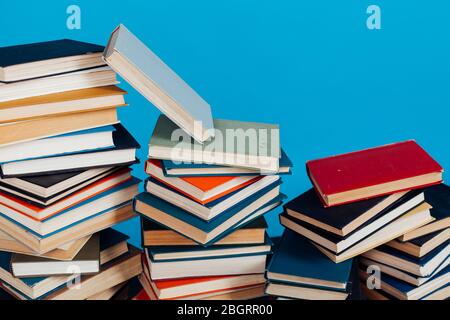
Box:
(148, 114, 281, 173)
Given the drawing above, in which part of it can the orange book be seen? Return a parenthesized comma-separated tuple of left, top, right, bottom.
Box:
(145, 160, 261, 205)
(0, 107, 120, 147)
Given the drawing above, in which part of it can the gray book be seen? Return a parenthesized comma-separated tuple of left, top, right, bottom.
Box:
(103, 24, 214, 143)
(11, 234, 100, 278)
(148, 114, 280, 173)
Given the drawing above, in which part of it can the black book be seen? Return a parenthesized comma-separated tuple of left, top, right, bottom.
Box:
(0, 166, 125, 207)
(386, 228, 450, 258)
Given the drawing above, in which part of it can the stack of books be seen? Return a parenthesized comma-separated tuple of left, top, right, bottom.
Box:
(0, 39, 142, 299)
(101, 25, 291, 300)
(267, 140, 447, 300)
(360, 183, 450, 300)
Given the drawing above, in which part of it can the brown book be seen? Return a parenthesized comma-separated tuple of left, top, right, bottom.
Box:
(0, 230, 91, 261)
(0, 204, 136, 254)
(142, 216, 267, 247)
(0, 86, 127, 123)
(0, 107, 119, 147)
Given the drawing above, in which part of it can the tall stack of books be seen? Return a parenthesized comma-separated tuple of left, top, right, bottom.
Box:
(0, 39, 142, 300)
(101, 25, 291, 300)
(267, 140, 448, 300)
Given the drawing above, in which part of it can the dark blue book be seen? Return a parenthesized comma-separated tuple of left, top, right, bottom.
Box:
(0, 124, 140, 178)
(162, 149, 293, 177)
(280, 189, 425, 254)
(387, 228, 450, 258)
(134, 180, 283, 246)
(267, 230, 353, 291)
(379, 265, 450, 300)
(363, 240, 450, 277)
(284, 188, 424, 237)
(0, 39, 105, 83)
(147, 234, 272, 262)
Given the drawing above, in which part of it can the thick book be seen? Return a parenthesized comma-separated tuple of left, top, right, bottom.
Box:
(144, 174, 279, 221)
(362, 241, 450, 277)
(0, 39, 106, 82)
(0, 166, 123, 206)
(267, 230, 353, 290)
(386, 228, 450, 258)
(0, 203, 136, 254)
(0, 177, 140, 237)
(145, 159, 261, 205)
(11, 234, 100, 277)
(0, 107, 120, 148)
(148, 114, 281, 173)
(134, 181, 282, 245)
(0, 124, 139, 178)
(284, 188, 414, 237)
(162, 149, 293, 177)
(399, 184, 450, 241)
(281, 191, 425, 253)
(103, 24, 214, 143)
(142, 216, 268, 247)
(306, 140, 443, 207)
(0, 86, 126, 124)
(147, 234, 272, 262)
(0, 66, 117, 103)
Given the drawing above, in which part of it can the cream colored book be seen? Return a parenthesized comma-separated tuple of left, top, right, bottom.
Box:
(104, 24, 214, 143)
(0, 107, 120, 147)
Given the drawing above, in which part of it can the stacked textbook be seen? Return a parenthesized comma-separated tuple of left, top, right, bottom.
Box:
(0, 39, 142, 299)
(267, 140, 448, 300)
(101, 24, 291, 300)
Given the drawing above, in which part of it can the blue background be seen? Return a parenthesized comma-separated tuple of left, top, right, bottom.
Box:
(1, 1, 449, 247)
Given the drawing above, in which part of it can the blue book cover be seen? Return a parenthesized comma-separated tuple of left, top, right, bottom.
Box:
(267, 230, 353, 290)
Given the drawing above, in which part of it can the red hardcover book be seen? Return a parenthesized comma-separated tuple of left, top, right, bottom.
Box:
(306, 140, 443, 207)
